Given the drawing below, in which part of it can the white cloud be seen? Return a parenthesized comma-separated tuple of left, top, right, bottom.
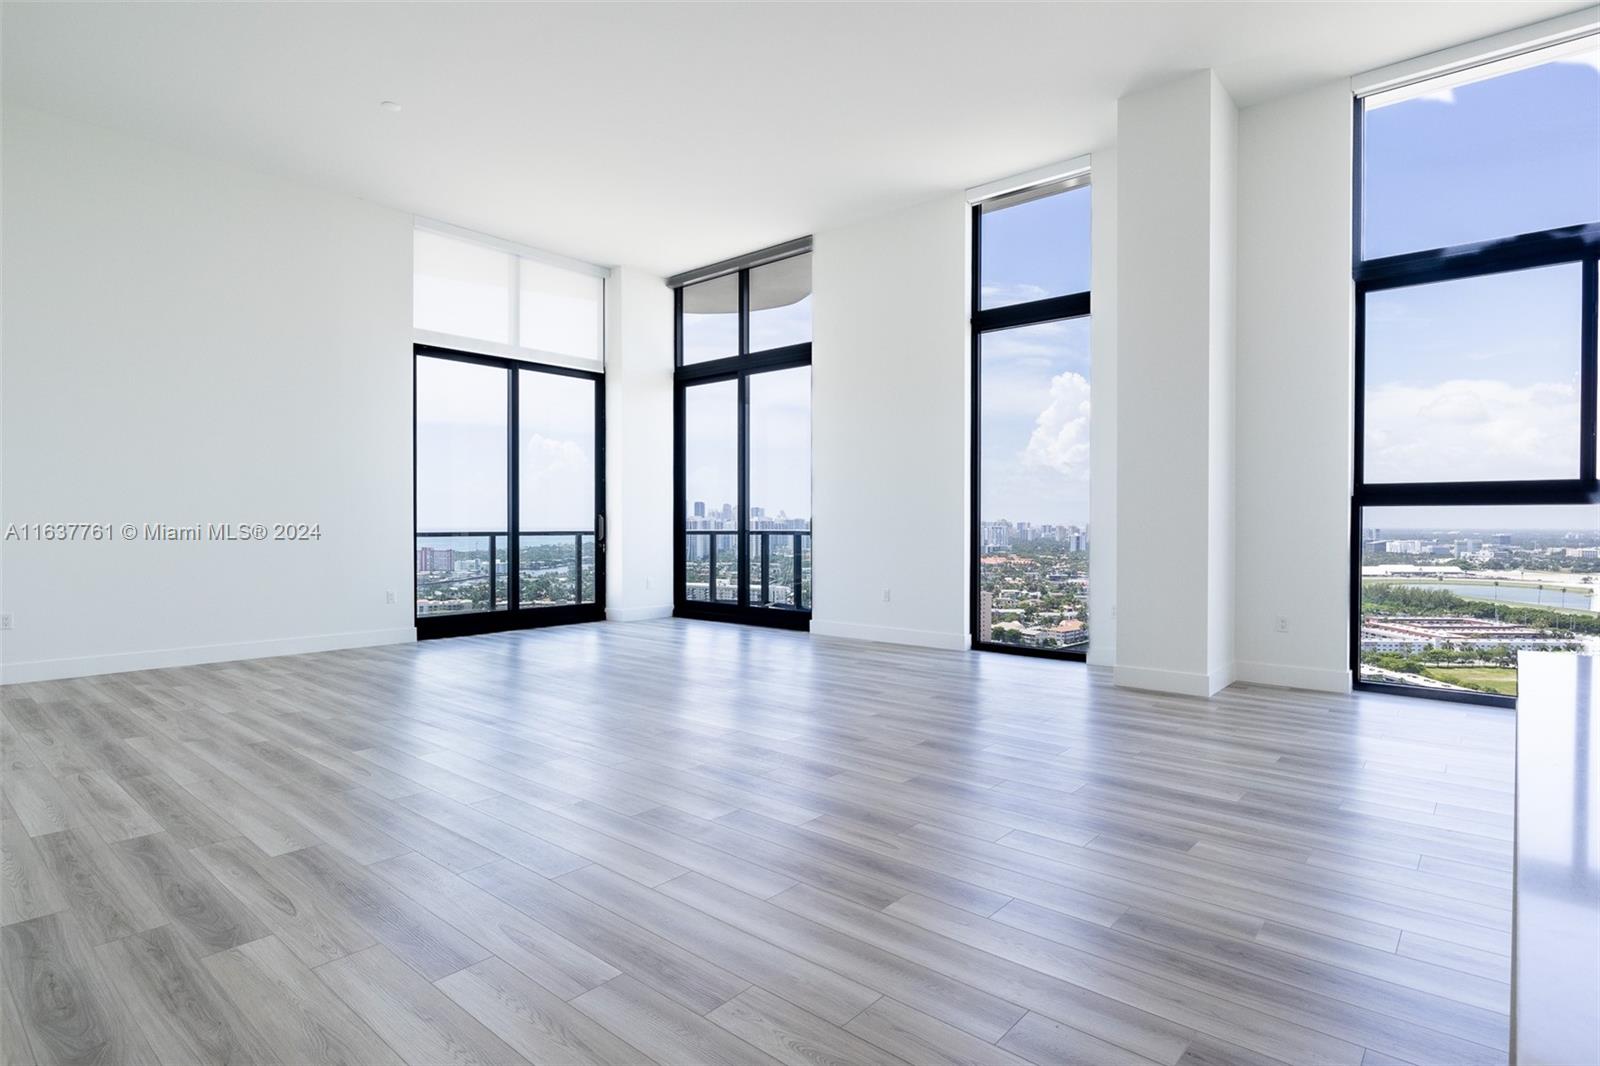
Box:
(1365, 378, 1579, 482)
(1555, 50, 1600, 74)
(981, 282, 1052, 306)
(1021, 371, 1091, 479)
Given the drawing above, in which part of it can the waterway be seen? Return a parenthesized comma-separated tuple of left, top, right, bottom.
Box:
(1373, 580, 1596, 613)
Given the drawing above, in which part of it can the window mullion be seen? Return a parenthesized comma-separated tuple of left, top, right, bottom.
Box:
(1582, 257, 1598, 483)
(737, 269, 751, 609)
(507, 365, 519, 614)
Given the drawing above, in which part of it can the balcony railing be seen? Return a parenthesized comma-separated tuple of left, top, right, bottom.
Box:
(416, 530, 596, 617)
(684, 529, 811, 610)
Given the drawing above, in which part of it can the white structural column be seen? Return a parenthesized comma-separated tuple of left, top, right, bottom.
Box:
(811, 194, 971, 650)
(604, 266, 676, 622)
(1233, 81, 1353, 693)
(1114, 71, 1238, 696)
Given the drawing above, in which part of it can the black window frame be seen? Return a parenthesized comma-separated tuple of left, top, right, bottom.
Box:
(1350, 86, 1600, 707)
(970, 179, 1093, 662)
(673, 253, 813, 630)
(413, 343, 607, 639)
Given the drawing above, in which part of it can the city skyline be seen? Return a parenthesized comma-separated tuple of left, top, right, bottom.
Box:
(685, 498, 810, 529)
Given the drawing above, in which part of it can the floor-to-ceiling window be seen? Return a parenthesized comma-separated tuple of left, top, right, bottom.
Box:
(971, 173, 1092, 658)
(673, 241, 812, 628)
(413, 223, 607, 638)
(1353, 38, 1599, 702)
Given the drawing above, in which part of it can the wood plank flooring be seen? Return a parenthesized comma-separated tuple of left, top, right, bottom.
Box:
(0, 619, 1515, 1065)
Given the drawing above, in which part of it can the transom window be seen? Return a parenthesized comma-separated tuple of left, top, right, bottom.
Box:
(413, 222, 605, 370)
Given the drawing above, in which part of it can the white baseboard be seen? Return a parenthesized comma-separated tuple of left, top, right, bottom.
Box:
(1233, 660, 1352, 694)
(605, 605, 674, 622)
(0, 627, 417, 685)
(810, 619, 969, 651)
(1114, 662, 1233, 698)
(1211, 663, 1236, 694)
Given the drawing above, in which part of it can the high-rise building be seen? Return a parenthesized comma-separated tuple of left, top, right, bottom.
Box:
(981, 520, 1013, 550)
(978, 589, 993, 640)
(416, 547, 455, 572)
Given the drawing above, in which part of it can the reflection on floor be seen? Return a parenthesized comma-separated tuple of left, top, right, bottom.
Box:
(1, 619, 1512, 1066)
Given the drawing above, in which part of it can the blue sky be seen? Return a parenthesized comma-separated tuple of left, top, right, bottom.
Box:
(979, 186, 1092, 527)
(1362, 53, 1599, 258)
(981, 185, 1091, 309)
(1363, 262, 1582, 484)
(1359, 48, 1598, 529)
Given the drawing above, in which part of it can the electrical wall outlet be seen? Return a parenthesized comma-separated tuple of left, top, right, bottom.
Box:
(882, 588, 892, 604)
(385, 590, 396, 605)
(1275, 615, 1289, 634)
(0, 614, 11, 631)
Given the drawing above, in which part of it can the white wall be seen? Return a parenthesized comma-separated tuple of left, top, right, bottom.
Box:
(604, 266, 675, 621)
(1233, 81, 1353, 692)
(1, 106, 415, 682)
(1206, 79, 1238, 684)
(1113, 71, 1238, 697)
(1, 85, 1360, 696)
(809, 172, 1118, 661)
(1087, 150, 1119, 668)
(811, 193, 971, 649)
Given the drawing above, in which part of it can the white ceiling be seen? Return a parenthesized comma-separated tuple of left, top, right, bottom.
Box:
(3, 1, 1586, 276)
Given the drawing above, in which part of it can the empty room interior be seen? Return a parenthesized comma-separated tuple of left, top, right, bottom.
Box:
(3, 3, 1599, 1065)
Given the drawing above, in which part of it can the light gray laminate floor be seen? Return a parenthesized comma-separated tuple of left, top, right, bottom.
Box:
(0, 620, 1514, 1065)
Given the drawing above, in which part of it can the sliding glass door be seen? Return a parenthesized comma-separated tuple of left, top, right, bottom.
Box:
(674, 246, 812, 628)
(682, 378, 740, 604)
(414, 345, 604, 637)
(518, 368, 599, 609)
